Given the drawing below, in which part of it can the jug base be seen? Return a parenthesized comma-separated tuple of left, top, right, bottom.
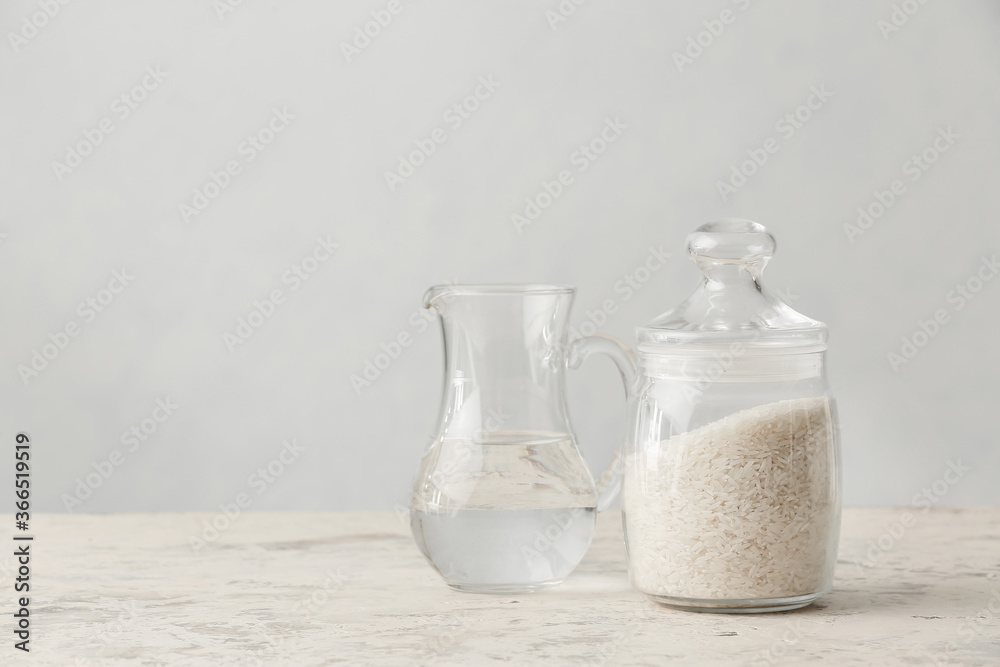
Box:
(446, 580, 563, 595)
(646, 592, 820, 614)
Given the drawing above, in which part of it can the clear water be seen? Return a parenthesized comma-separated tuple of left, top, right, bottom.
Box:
(411, 507, 597, 592)
(410, 433, 598, 510)
(410, 431, 599, 592)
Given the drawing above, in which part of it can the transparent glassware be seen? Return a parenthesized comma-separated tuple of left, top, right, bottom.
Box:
(411, 284, 636, 594)
(622, 220, 842, 613)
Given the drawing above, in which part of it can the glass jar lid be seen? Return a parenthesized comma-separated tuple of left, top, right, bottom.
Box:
(638, 219, 827, 355)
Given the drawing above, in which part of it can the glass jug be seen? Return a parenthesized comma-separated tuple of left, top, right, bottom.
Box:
(622, 220, 841, 613)
(410, 284, 636, 593)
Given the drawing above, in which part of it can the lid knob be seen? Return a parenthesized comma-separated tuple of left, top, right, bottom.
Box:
(687, 218, 776, 262)
(639, 219, 827, 351)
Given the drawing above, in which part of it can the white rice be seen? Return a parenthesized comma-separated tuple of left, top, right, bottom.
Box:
(623, 396, 837, 600)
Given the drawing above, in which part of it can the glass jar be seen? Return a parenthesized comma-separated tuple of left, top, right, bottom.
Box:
(622, 220, 841, 613)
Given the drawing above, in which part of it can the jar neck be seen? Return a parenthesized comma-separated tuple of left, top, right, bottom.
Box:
(640, 350, 826, 382)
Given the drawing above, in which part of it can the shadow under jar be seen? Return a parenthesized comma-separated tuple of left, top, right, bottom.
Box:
(622, 220, 842, 613)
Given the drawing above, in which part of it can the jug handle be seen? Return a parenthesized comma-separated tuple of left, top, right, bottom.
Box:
(567, 334, 637, 512)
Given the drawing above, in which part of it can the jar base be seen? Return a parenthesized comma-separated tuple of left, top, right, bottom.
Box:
(445, 580, 562, 595)
(646, 592, 820, 614)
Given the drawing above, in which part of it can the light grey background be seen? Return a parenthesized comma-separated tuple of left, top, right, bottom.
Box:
(2, 0, 997, 513)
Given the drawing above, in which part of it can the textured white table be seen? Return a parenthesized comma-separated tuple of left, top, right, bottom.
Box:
(7, 508, 998, 665)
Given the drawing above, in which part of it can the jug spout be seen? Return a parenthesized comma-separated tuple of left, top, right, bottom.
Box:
(422, 284, 451, 310)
